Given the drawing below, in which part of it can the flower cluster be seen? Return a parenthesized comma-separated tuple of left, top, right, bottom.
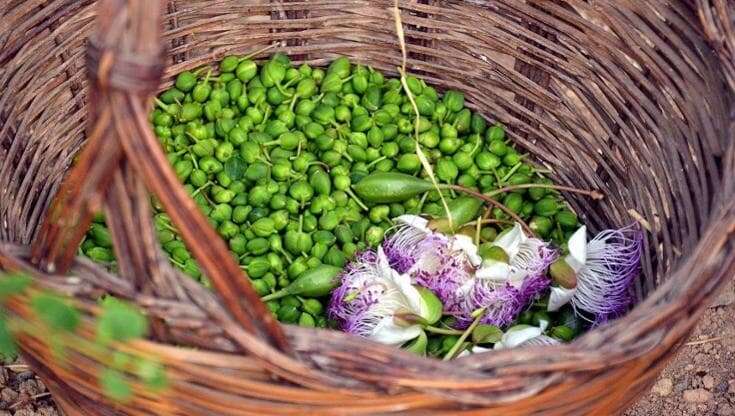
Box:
(328, 214, 643, 352)
(547, 224, 643, 325)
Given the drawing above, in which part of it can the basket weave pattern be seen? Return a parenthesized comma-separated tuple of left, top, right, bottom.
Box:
(0, 1, 734, 414)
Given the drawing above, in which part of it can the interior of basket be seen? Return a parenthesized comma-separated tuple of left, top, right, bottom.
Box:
(153, 1, 728, 305)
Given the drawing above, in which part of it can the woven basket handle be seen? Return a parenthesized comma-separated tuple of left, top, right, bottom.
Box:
(29, 0, 290, 352)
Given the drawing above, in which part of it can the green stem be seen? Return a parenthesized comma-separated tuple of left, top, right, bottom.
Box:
(283, 77, 300, 89)
(160, 223, 178, 234)
(499, 162, 522, 183)
(460, 218, 513, 229)
(154, 98, 170, 111)
(289, 93, 300, 112)
(186, 132, 202, 142)
(469, 137, 482, 156)
(425, 326, 463, 336)
(330, 121, 343, 131)
(398, 66, 452, 229)
(485, 183, 604, 200)
(189, 153, 199, 170)
(474, 215, 482, 246)
(490, 166, 502, 184)
(307, 161, 330, 169)
(259, 106, 272, 127)
(346, 187, 369, 212)
(192, 67, 207, 77)
(274, 82, 291, 97)
(443, 308, 485, 361)
(261, 289, 289, 302)
(416, 191, 429, 214)
(191, 181, 213, 197)
(365, 156, 387, 169)
(241, 43, 279, 62)
(278, 248, 294, 264)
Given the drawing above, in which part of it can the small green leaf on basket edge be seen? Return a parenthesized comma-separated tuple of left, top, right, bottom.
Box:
(100, 368, 133, 403)
(97, 297, 149, 345)
(0, 274, 32, 302)
(136, 358, 168, 392)
(0, 316, 18, 360)
(472, 324, 503, 344)
(112, 351, 132, 369)
(31, 293, 80, 333)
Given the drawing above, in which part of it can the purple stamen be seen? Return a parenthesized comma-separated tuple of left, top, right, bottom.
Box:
(573, 224, 643, 325)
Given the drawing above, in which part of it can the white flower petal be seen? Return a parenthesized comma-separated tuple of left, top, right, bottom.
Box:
(538, 319, 549, 331)
(395, 215, 429, 231)
(375, 247, 426, 317)
(409, 251, 444, 275)
(451, 235, 482, 266)
(370, 317, 422, 345)
(493, 223, 528, 259)
(506, 268, 528, 289)
(519, 335, 560, 347)
(566, 226, 587, 272)
(547, 286, 577, 312)
(494, 223, 526, 259)
(476, 260, 512, 282)
(494, 325, 544, 350)
(376, 246, 394, 276)
(397, 276, 425, 317)
(458, 345, 491, 357)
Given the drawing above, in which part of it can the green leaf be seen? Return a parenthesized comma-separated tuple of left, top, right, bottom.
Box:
(100, 368, 132, 402)
(416, 287, 442, 325)
(136, 358, 168, 391)
(31, 293, 80, 332)
(0, 317, 18, 360)
(224, 156, 246, 180)
(97, 297, 148, 344)
(472, 324, 503, 344)
(112, 351, 132, 368)
(403, 329, 427, 356)
(0, 274, 32, 301)
(49, 337, 67, 362)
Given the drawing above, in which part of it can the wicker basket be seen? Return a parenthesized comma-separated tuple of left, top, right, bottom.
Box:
(1, 0, 734, 414)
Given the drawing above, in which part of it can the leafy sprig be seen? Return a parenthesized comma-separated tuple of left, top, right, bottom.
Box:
(0, 273, 168, 403)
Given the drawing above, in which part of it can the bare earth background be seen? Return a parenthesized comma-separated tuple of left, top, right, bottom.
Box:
(0, 278, 732, 415)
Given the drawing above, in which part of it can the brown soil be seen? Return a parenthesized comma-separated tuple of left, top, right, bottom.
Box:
(627, 279, 735, 416)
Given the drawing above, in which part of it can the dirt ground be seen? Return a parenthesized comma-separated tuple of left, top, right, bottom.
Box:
(626, 279, 735, 416)
(0, 280, 732, 415)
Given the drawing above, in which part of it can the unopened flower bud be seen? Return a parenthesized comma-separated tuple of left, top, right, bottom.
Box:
(550, 258, 577, 289)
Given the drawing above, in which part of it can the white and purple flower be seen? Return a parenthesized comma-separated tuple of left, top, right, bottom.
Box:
(547, 224, 643, 324)
(474, 223, 557, 288)
(384, 219, 555, 329)
(449, 224, 555, 328)
(328, 246, 439, 345)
